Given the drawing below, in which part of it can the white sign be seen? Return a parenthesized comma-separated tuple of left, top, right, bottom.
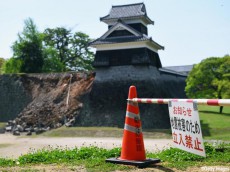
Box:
(168, 101, 206, 157)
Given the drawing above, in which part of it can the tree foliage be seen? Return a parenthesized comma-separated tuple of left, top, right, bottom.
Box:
(43, 28, 94, 71)
(0, 57, 5, 74)
(216, 55, 230, 98)
(12, 18, 44, 73)
(185, 55, 230, 113)
(43, 27, 70, 72)
(69, 32, 94, 71)
(1, 58, 22, 74)
(3, 18, 94, 74)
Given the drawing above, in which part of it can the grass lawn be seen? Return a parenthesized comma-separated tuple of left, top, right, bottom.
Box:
(0, 143, 229, 171)
(0, 122, 6, 129)
(198, 105, 230, 140)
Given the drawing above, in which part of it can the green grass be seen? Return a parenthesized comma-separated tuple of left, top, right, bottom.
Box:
(198, 105, 230, 140)
(148, 142, 230, 170)
(0, 143, 229, 171)
(0, 122, 6, 128)
(0, 146, 130, 171)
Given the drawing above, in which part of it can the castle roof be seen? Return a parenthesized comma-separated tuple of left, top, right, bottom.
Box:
(98, 19, 144, 39)
(159, 68, 187, 77)
(90, 19, 164, 51)
(100, 3, 154, 25)
(162, 65, 194, 75)
(90, 35, 164, 50)
(90, 35, 149, 45)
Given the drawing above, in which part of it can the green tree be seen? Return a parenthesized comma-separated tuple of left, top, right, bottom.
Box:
(5, 19, 94, 73)
(12, 18, 44, 73)
(216, 55, 230, 98)
(42, 48, 66, 72)
(0, 57, 5, 74)
(70, 32, 94, 71)
(43, 27, 70, 72)
(1, 58, 22, 74)
(43, 27, 94, 71)
(185, 55, 230, 113)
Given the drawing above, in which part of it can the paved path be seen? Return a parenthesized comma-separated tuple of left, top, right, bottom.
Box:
(0, 133, 172, 159)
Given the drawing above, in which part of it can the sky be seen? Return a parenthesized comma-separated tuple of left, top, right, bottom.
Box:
(0, 0, 229, 67)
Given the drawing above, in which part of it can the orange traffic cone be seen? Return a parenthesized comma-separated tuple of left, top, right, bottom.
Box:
(106, 86, 160, 168)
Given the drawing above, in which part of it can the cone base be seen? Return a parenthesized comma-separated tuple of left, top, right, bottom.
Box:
(106, 158, 160, 168)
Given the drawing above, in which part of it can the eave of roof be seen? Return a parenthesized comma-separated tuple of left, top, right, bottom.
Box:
(89, 36, 148, 45)
(100, 15, 154, 25)
(149, 37, 164, 50)
(159, 68, 188, 77)
(89, 35, 164, 50)
(163, 65, 194, 72)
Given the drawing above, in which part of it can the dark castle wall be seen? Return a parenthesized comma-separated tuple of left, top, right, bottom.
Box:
(76, 66, 187, 129)
(0, 75, 32, 121)
(94, 48, 162, 68)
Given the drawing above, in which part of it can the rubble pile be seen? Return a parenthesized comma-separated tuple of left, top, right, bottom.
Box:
(4, 72, 95, 135)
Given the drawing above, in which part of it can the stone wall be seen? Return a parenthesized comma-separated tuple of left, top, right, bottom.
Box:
(0, 74, 32, 121)
(76, 65, 187, 129)
(0, 67, 187, 129)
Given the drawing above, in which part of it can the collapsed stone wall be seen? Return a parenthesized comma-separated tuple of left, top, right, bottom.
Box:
(0, 66, 186, 131)
(0, 72, 95, 134)
(76, 66, 186, 129)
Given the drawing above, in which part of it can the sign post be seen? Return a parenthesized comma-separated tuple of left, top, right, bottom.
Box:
(168, 100, 206, 157)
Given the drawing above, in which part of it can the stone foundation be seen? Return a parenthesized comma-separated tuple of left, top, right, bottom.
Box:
(76, 66, 186, 129)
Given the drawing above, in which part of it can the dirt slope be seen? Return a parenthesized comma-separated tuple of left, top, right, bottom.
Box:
(6, 72, 95, 133)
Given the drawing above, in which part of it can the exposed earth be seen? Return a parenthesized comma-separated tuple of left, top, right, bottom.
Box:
(1, 72, 96, 135)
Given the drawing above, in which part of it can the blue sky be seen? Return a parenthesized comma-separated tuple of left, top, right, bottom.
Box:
(0, 0, 229, 67)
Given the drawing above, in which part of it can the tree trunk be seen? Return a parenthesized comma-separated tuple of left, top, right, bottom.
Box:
(219, 106, 223, 114)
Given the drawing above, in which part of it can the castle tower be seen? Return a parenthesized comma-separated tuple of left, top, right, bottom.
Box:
(90, 3, 164, 69)
(77, 3, 186, 129)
